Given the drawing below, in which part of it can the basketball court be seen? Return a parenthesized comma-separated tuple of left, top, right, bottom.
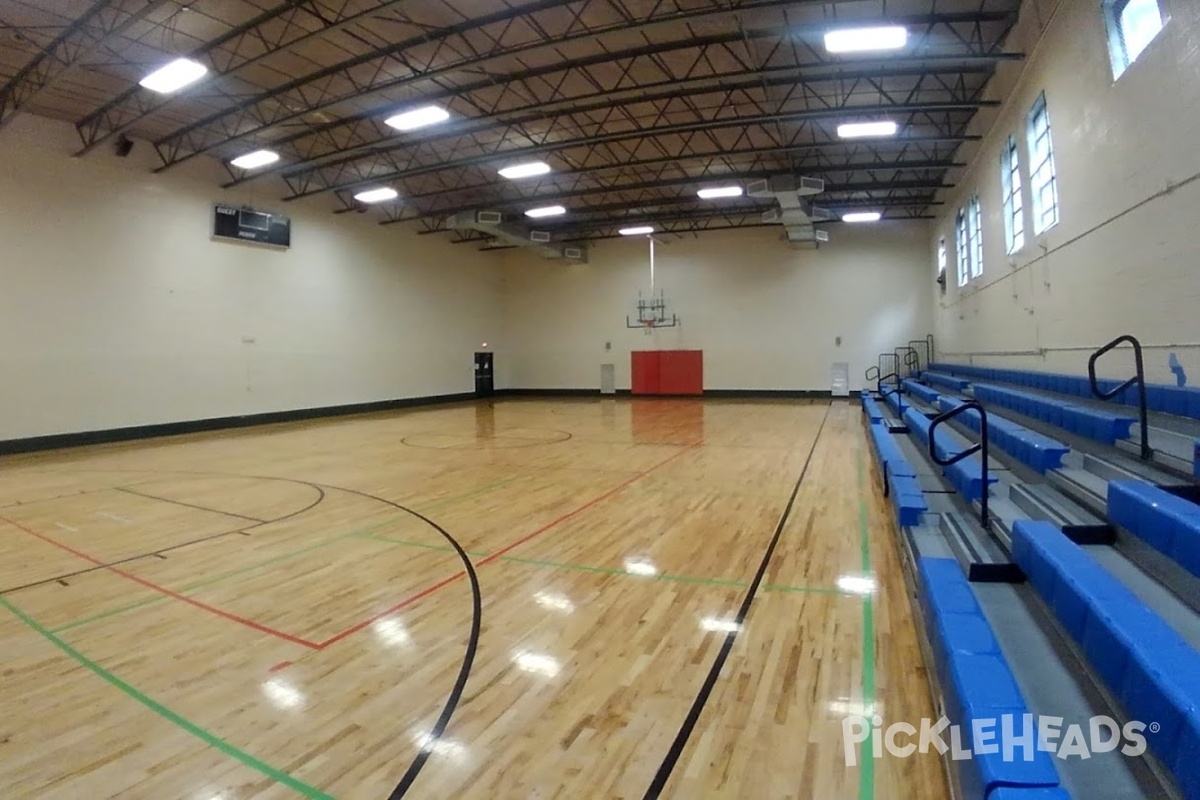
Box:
(0, 398, 948, 798)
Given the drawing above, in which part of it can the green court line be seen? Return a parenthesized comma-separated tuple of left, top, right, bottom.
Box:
(857, 449, 876, 800)
(1, 595, 332, 800)
(50, 478, 521, 633)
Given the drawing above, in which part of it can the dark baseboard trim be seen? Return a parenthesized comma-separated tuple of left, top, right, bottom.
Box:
(500, 388, 631, 397)
(0, 388, 838, 456)
(703, 389, 834, 399)
(0, 392, 476, 456)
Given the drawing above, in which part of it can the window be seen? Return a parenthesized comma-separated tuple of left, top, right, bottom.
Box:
(955, 210, 969, 287)
(938, 238, 947, 276)
(1001, 136, 1025, 254)
(1026, 93, 1059, 235)
(1105, 0, 1165, 79)
(968, 195, 983, 279)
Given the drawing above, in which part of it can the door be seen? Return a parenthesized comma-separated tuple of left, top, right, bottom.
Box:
(474, 352, 494, 397)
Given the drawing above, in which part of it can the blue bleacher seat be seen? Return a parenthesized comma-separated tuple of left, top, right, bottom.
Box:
(916, 557, 1066, 799)
(1010, 520, 1200, 799)
(905, 407, 997, 501)
(972, 383, 1135, 445)
(988, 789, 1073, 800)
(866, 423, 927, 527)
(923, 371, 971, 392)
(1107, 481, 1200, 581)
(935, 363, 1200, 425)
(902, 378, 940, 406)
(937, 397, 1071, 474)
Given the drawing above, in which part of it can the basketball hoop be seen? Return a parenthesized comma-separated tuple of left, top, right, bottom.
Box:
(640, 318, 657, 335)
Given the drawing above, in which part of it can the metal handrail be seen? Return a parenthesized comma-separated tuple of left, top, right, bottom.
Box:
(878, 352, 899, 376)
(865, 365, 880, 384)
(895, 346, 917, 377)
(928, 401, 990, 530)
(878, 371, 903, 414)
(926, 333, 935, 367)
(909, 338, 931, 374)
(1087, 334, 1152, 460)
(903, 350, 920, 377)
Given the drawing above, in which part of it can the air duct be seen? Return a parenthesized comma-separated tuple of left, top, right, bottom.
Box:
(445, 211, 588, 262)
(747, 176, 833, 246)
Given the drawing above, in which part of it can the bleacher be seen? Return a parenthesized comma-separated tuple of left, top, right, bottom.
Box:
(917, 557, 1068, 799)
(936, 396, 1071, 474)
(1109, 481, 1200, 581)
(1011, 521, 1200, 800)
(933, 363, 1200, 423)
(903, 406, 997, 500)
(861, 340, 1200, 800)
(971, 383, 1136, 446)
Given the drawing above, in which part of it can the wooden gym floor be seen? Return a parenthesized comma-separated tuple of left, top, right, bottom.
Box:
(0, 398, 949, 800)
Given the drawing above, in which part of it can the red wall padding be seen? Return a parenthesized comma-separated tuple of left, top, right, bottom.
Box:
(631, 350, 702, 395)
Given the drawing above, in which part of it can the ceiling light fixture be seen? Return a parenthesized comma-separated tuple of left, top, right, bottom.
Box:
(618, 226, 655, 236)
(138, 57, 208, 93)
(525, 205, 566, 218)
(824, 26, 908, 54)
(837, 120, 899, 138)
(385, 105, 451, 131)
(353, 187, 399, 204)
(498, 161, 552, 180)
(230, 149, 280, 170)
(842, 212, 883, 223)
(697, 186, 744, 199)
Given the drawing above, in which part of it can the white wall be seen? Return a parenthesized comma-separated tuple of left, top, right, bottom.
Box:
(932, 0, 1200, 384)
(0, 115, 504, 440)
(501, 223, 933, 392)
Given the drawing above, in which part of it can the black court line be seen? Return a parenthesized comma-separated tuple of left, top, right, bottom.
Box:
(0, 484, 326, 595)
(115, 486, 267, 522)
(28, 466, 481, 798)
(642, 404, 831, 799)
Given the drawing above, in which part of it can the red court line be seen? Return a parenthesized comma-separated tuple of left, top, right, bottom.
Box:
(0, 514, 320, 649)
(314, 442, 701, 649)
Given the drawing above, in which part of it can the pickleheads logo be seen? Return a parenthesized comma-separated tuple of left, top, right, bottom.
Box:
(842, 714, 1154, 766)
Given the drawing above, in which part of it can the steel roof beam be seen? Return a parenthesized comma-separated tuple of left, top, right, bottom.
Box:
(0, 0, 174, 131)
(287, 102, 992, 200)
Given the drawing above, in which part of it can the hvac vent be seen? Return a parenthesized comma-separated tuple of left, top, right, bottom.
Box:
(476, 210, 502, 225)
(761, 208, 782, 224)
(530, 230, 551, 243)
(746, 178, 771, 197)
(810, 205, 835, 222)
(799, 176, 825, 194)
(815, 230, 830, 242)
(563, 247, 584, 260)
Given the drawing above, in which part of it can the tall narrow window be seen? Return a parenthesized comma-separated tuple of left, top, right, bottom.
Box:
(1105, 0, 1165, 79)
(1026, 93, 1059, 235)
(938, 238, 947, 276)
(968, 195, 983, 278)
(1001, 136, 1025, 254)
(955, 210, 969, 287)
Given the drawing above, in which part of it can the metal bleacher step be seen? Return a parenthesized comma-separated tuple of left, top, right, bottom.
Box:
(1116, 425, 1196, 476)
(1008, 483, 1115, 545)
(1046, 466, 1109, 515)
(939, 510, 1023, 583)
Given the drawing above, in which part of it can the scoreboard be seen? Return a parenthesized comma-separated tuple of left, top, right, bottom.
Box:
(213, 203, 291, 248)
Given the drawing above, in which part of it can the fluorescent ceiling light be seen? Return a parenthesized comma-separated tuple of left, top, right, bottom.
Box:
(525, 205, 566, 218)
(354, 187, 398, 203)
(618, 226, 655, 236)
(842, 211, 882, 223)
(697, 186, 743, 199)
(139, 57, 208, 94)
(837, 120, 898, 138)
(825, 26, 908, 54)
(385, 105, 451, 131)
(498, 161, 552, 180)
(229, 149, 279, 170)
